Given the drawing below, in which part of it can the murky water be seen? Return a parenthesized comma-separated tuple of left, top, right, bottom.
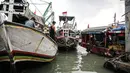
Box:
(0, 45, 114, 73)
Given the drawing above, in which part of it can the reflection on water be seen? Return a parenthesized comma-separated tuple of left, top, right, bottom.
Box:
(72, 45, 87, 71)
(72, 45, 97, 73)
(0, 45, 114, 73)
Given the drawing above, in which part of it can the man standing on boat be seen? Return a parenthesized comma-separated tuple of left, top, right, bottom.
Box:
(86, 35, 93, 53)
(25, 17, 36, 28)
(50, 21, 56, 40)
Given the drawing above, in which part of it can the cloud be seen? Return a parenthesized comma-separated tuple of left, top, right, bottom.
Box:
(79, 8, 115, 29)
(48, 0, 124, 30)
(76, 0, 125, 30)
(0, 0, 124, 30)
(78, 5, 125, 30)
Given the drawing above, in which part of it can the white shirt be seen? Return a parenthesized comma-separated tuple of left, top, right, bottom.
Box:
(0, 13, 8, 24)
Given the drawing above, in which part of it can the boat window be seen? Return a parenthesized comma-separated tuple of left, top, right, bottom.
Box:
(14, 6, 24, 12)
(0, 5, 3, 10)
(14, 0, 23, 3)
(64, 33, 69, 37)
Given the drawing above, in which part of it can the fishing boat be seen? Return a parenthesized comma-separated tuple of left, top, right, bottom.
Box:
(0, 0, 58, 63)
(56, 15, 78, 49)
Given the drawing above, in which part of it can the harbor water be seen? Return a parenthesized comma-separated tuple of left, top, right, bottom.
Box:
(0, 45, 114, 73)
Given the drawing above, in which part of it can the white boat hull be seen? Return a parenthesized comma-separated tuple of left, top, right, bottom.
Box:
(0, 21, 58, 63)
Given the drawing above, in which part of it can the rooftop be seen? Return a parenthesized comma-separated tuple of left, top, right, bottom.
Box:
(82, 26, 108, 34)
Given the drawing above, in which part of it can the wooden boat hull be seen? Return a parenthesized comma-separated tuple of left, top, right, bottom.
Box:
(104, 53, 130, 73)
(0, 21, 58, 63)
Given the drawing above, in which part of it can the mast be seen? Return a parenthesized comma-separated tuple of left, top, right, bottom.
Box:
(42, 2, 54, 24)
(8, 0, 14, 22)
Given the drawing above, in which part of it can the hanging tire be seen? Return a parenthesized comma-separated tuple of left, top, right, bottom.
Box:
(103, 61, 108, 68)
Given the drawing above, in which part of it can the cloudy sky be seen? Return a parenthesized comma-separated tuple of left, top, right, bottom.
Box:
(0, 0, 125, 30)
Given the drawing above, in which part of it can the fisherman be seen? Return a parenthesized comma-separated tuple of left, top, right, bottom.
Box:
(0, 13, 7, 24)
(49, 21, 56, 40)
(86, 35, 93, 53)
(25, 17, 36, 28)
(59, 30, 64, 36)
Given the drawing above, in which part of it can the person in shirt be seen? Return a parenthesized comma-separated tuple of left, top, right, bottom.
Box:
(25, 17, 36, 28)
(49, 21, 56, 40)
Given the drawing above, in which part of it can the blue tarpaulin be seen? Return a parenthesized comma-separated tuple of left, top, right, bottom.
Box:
(111, 24, 125, 31)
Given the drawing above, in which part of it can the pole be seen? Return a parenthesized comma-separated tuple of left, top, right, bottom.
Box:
(43, 2, 52, 17)
(8, 0, 14, 22)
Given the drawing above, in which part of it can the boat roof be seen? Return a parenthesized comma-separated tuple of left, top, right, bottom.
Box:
(59, 16, 75, 21)
(82, 26, 108, 34)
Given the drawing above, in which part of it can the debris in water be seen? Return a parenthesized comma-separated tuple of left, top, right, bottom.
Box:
(76, 45, 88, 56)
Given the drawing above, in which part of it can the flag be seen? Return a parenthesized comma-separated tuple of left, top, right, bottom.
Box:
(62, 11, 67, 16)
(34, 9, 36, 14)
(87, 24, 89, 28)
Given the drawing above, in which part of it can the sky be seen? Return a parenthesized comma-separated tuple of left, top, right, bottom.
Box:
(0, 0, 125, 30)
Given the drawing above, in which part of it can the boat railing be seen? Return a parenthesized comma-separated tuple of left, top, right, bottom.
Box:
(58, 28, 76, 37)
(0, 1, 29, 21)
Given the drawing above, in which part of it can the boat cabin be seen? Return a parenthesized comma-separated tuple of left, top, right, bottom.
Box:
(81, 24, 125, 57)
(0, 0, 47, 33)
(56, 15, 77, 49)
(105, 24, 125, 56)
(81, 26, 107, 48)
(57, 16, 76, 37)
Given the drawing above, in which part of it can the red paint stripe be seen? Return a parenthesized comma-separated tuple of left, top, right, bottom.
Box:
(11, 50, 55, 58)
(0, 50, 56, 59)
